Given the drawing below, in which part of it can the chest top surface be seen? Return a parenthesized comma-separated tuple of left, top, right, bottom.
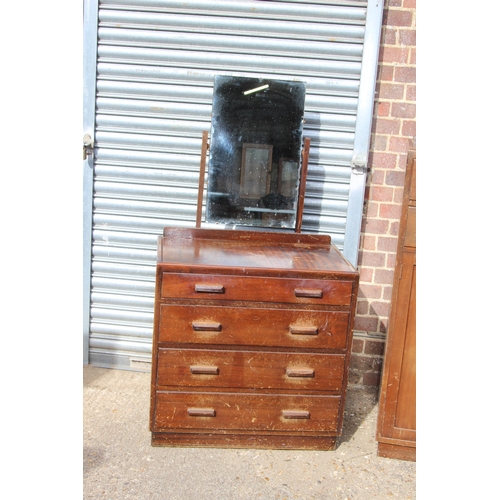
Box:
(158, 227, 357, 278)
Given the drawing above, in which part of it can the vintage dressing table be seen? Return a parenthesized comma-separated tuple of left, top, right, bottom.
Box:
(149, 77, 359, 450)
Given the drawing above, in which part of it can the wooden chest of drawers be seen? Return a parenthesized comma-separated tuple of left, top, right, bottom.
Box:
(149, 227, 359, 450)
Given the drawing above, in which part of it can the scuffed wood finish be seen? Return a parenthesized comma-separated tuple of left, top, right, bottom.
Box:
(378, 442, 416, 462)
(159, 227, 352, 277)
(161, 273, 353, 305)
(156, 348, 346, 392)
(151, 432, 338, 450)
(153, 392, 342, 433)
(376, 144, 416, 461)
(150, 227, 359, 450)
(158, 304, 350, 349)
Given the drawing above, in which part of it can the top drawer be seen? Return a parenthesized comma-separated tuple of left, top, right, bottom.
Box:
(161, 273, 353, 306)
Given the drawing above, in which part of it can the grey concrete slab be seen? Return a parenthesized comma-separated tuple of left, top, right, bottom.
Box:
(84, 365, 416, 499)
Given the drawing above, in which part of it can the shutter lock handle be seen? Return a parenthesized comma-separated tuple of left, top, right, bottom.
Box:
(351, 154, 368, 175)
(83, 134, 94, 160)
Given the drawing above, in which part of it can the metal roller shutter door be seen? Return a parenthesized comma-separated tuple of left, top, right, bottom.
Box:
(83, 0, 382, 370)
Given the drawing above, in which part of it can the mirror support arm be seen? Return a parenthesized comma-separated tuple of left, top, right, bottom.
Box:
(196, 130, 209, 228)
(295, 137, 310, 234)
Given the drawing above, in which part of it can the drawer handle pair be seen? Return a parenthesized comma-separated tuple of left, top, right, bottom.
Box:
(194, 322, 317, 335)
(190, 365, 219, 375)
(187, 409, 309, 420)
(195, 284, 225, 294)
(191, 366, 313, 378)
(194, 285, 322, 298)
(187, 408, 216, 417)
(195, 285, 322, 298)
(286, 368, 315, 378)
(294, 288, 323, 299)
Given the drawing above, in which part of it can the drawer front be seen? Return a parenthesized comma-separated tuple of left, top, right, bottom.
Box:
(161, 273, 353, 306)
(157, 348, 345, 392)
(159, 304, 349, 350)
(153, 392, 341, 433)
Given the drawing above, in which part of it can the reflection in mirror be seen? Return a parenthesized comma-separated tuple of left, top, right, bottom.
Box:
(279, 159, 299, 198)
(240, 144, 272, 199)
(206, 76, 306, 229)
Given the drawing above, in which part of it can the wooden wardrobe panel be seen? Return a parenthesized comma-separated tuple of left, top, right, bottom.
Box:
(393, 252, 416, 433)
(377, 144, 416, 461)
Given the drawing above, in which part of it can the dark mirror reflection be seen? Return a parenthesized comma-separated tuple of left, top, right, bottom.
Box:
(206, 76, 306, 228)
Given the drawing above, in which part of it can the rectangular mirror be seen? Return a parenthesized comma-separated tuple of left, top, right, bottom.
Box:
(206, 76, 306, 229)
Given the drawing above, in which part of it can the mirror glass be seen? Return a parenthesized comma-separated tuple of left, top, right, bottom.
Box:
(206, 76, 306, 228)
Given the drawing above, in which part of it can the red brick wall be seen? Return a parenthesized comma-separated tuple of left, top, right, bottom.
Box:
(349, 0, 416, 387)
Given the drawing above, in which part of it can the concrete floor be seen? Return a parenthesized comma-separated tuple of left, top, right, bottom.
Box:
(84, 364, 416, 499)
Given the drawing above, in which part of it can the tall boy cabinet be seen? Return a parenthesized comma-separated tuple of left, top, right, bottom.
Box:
(376, 144, 416, 461)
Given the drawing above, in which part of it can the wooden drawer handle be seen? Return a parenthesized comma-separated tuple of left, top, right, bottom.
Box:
(294, 288, 323, 299)
(187, 408, 216, 417)
(190, 365, 219, 375)
(286, 368, 315, 378)
(195, 284, 225, 294)
(192, 321, 222, 332)
(282, 410, 310, 419)
(289, 325, 319, 335)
